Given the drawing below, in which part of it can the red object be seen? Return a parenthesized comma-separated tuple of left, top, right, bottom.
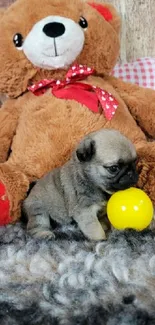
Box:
(53, 84, 99, 113)
(0, 182, 11, 225)
(88, 3, 113, 21)
(28, 64, 118, 120)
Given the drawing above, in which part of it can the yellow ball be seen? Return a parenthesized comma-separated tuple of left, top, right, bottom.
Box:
(107, 188, 154, 230)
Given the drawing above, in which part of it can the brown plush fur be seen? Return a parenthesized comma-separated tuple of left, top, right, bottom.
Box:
(0, 8, 5, 19)
(0, 0, 155, 222)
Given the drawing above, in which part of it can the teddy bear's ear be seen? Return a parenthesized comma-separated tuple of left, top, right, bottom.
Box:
(88, 2, 121, 34)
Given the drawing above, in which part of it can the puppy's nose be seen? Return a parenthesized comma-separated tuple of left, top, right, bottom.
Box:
(43, 22, 65, 38)
(127, 170, 134, 178)
(127, 168, 139, 182)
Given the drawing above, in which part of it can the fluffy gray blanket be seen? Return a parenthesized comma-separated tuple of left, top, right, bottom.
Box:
(0, 222, 155, 325)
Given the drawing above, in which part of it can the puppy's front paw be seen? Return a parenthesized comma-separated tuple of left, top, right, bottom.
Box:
(85, 227, 106, 241)
(90, 231, 106, 242)
(28, 228, 55, 240)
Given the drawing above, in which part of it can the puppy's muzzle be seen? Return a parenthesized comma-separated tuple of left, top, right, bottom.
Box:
(112, 164, 139, 191)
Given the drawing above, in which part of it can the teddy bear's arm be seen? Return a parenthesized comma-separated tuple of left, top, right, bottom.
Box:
(108, 76, 155, 138)
(0, 99, 22, 162)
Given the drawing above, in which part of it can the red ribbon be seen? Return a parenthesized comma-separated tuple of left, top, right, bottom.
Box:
(28, 64, 118, 120)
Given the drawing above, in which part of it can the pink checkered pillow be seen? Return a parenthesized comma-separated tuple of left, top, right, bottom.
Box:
(112, 57, 155, 90)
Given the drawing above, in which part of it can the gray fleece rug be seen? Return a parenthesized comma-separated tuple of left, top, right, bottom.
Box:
(0, 222, 155, 325)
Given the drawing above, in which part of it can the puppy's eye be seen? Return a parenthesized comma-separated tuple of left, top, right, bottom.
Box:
(13, 33, 23, 50)
(79, 16, 88, 29)
(107, 165, 120, 173)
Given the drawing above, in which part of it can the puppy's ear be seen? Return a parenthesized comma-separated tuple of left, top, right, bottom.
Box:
(76, 139, 96, 162)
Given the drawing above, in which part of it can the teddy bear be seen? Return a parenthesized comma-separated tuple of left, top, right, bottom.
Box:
(0, 0, 155, 225)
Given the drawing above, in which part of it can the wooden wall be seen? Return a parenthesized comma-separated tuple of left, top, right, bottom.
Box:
(0, 0, 155, 63)
(107, 0, 155, 63)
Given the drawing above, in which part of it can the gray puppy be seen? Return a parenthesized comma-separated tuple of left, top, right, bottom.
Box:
(23, 129, 138, 241)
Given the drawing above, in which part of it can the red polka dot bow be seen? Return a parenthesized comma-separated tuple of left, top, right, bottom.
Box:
(28, 64, 118, 120)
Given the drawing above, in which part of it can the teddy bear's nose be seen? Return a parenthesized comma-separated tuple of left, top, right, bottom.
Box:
(43, 22, 65, 38)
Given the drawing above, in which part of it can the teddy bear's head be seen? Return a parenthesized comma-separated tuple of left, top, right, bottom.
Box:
(0, 0, 120, 98)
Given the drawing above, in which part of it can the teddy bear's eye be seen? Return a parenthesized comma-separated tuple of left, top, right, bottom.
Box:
(13, 33, 23, 50)
(79, 16, 88, 29)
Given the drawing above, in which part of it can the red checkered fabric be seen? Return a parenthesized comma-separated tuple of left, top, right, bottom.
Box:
(112, 57, 155, 90)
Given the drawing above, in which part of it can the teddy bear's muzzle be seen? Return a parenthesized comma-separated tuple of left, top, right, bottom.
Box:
(22, 15, 85, 70)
